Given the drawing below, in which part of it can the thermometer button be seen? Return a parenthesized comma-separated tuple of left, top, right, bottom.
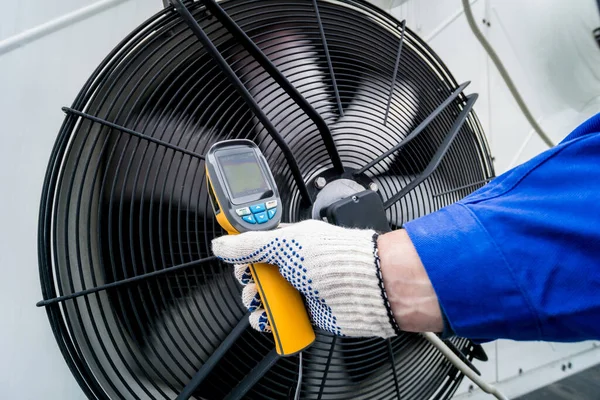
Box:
(250, 203, 266, 213)
(236, 207, 251, 216)
(254, 212, 269, 224)
(242, 215, 257, 224)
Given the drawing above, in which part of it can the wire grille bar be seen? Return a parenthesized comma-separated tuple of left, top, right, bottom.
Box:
(355, 82, 470, 175)
(433, 177, 493, 197)
(177, 317, 251, 400)
(200, 0, 344, 173)
(383, 93, 478, 209)
(170, 0, 312, 204)
(470, 343, 489, 361)
(312, 0, 343, 118)
(36, 256, 217, 307)
(317, 336, 337, 400)
(383, 20, 407, 126)
(63, 107, 206, 160)
(387, 338, 401, 399)
(224, 348, 280, 400)
(443, 340, 481, 376)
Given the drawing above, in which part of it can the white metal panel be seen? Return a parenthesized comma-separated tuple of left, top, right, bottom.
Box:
(0, 0, 101, 40)
(486, 61, 535, 173)
(489, 0, 600, 127)
(453, 344, 600, 400)
(496, 340, 596, 381)
(390, 0, 473, 41)
(0, 1, 163, 399)
(423, 0, 491, 156)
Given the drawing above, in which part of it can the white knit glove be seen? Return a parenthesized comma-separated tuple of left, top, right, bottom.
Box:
(211, 220, 400, 338)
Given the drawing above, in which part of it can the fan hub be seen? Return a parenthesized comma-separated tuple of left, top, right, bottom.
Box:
(305, 167, 372, 218)
(307, 171, 390, 231)
(311, 178, 365, 219)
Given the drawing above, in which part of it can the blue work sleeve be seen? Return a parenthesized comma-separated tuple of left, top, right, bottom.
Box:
(404, 113, 600, 342)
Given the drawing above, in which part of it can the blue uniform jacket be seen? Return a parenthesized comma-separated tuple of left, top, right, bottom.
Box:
(404, 113, 600, 342)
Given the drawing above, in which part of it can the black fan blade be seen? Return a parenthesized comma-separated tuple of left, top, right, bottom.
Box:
(381, 93, 478, 210)
(355, 81, 470, 175)
(224, 349, 280, 400)
(234, 24, 341, 192)
(172, 0, 312, 204)
(331, 78, 420, 173)
(200, 0, 344, 173)
(126, 279, 248, 398)
(177, 317, 250, 399)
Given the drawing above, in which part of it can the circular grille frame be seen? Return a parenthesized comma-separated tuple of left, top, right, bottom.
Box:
(38, 1, 494, 399)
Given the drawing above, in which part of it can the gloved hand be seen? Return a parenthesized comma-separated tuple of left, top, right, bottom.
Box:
(211, 220, 400, 338)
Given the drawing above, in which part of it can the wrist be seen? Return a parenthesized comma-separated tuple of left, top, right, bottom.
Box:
(377, 229, 444, 333)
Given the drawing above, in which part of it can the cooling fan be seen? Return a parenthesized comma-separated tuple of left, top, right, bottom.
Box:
(38, 0, 495, 399)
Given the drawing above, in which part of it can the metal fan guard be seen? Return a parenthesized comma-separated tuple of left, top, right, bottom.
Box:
(38, 0, 494, 399)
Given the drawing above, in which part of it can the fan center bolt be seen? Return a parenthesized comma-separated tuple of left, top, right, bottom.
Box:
(314, 176, 327, 189)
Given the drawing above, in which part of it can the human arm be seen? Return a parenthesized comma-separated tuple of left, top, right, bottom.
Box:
(377, 229, 444, 333)
(403, 112, 600, 342)
(213, 113, 600, 341)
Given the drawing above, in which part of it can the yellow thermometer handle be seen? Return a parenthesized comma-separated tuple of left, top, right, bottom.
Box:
(208, 172, 314, 355)
(249, 262, 315, 356)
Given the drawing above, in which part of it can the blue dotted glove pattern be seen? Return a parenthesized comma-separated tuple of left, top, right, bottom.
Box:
(221, 237, 342, 336)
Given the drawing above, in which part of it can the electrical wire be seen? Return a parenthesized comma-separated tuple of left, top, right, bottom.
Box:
(0, 0, 128, 56)
(461, 0, 555, 148)
(422, 333, 509, 400)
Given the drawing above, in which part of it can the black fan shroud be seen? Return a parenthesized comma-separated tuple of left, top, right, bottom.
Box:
(38, 0, 494, 399)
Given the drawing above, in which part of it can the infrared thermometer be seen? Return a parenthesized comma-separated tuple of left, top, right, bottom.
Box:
(205, 139, 315, 356)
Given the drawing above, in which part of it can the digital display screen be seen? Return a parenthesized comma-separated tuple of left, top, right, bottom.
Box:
(219, 152, 269, 198)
